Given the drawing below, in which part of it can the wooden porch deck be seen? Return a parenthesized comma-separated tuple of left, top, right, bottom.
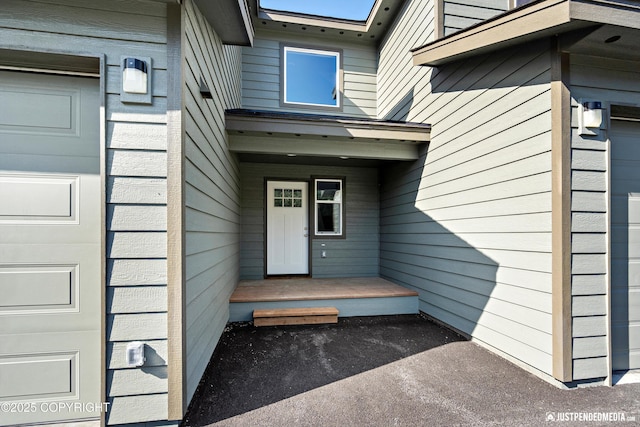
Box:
(229, 277, 419, 322)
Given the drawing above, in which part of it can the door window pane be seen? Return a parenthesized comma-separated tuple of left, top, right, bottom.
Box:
(274, 187, 303, 208)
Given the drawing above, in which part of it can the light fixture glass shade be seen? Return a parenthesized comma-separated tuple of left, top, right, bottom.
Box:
(583, 101, 603, 128)
(122, 58, 148, 94)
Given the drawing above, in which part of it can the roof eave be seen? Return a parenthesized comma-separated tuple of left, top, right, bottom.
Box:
(252, 0, 405, 41)
(194, 0, 255, 46)
(411, 0, 640, 67)
(225, 109, 430, 142)
(225, 109, 430, 161)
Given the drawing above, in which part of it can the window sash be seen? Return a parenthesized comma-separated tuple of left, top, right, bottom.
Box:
(283, 46, 340, 108)
(314, 179, 343, 236)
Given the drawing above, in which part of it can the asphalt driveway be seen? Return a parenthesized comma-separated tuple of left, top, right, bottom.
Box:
(183, 315, 640, 426)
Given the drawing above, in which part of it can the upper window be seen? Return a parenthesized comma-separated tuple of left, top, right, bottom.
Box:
(282, 46, 341, 109)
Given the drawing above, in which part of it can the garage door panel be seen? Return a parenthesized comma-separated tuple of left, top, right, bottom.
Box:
(0, 77, 97, 160)
(612, 349, 640, 372)
(611, 231, 640, 262)
(611, 165, 640, 186)
(610, 195, 640, 226)
(632, 289, 640, 322)
(0, 87, 74, 132)
(0, 174, 76, 221)
(0, 71, 100, 424)
(0, 353, 75, 399)
(611, 119, 640, 371)
(612, 324, 640, 348)
(612, 289, 640, 322)
(611, 258, 629, 285)
(626, 259, 640, 286)
(0, 264, 76, 311)
(0, 331, 101, 424)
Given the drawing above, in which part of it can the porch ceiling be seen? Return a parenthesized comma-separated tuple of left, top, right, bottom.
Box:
(225, 109, 430, 161)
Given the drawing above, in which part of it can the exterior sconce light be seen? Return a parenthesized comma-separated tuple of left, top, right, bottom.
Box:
(578, 100, 603, 136)
(120, 56, 152, 104)
(199, 77, 213, 99)
(123, 58, 148, 94)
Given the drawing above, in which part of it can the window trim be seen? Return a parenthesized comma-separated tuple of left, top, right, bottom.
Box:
(280, 43, 343, 112)
(312, 176, 346, 239)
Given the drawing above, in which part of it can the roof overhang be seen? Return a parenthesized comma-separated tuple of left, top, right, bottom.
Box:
(252, 0, 405, 42)
(194, 0, 254, 46)
(412, 0, 640, 66)
(225, 109, 430, 161)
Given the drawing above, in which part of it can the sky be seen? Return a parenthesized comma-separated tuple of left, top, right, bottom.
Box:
(260, 0, 377, 21)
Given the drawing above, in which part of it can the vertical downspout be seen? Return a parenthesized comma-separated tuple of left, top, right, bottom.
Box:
(99, 53, 108, 427)
(550, 37, 573, 382)
(167, 0, 186, 420)
(605, 105, 612, 386)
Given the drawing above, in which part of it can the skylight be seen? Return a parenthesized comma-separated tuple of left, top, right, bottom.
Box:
(259, 0, 377, 21)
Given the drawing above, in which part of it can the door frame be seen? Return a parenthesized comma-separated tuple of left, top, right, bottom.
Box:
(0, 48, 107, 424)
(264, 177, 312, 278)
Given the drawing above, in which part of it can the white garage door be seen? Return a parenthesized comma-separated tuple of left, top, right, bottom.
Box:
(0, 70, 101, 424)
(611, 118, 640, 372)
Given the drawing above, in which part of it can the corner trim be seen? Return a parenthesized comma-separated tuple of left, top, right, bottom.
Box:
(434, 0, 444, 40)
(166, 2, 186, 420)
(550, 40, 572, 382)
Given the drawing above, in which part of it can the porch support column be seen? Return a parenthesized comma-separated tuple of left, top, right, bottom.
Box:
(550, 37, 573, 382)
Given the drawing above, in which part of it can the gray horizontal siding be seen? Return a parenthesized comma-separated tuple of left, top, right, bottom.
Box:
(569, 54, 640, 380)
(184, 0, 242, 404)
(0, 0, 172, 423)
(242, 32, 377, 118)
(443, 0, 508, 36)
(380, 0, 554, 376)
(240, 163, 379, 280)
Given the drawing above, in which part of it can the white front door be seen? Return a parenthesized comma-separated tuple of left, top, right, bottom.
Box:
(267, 181, 309, 275)
(0, 71, 101, 424)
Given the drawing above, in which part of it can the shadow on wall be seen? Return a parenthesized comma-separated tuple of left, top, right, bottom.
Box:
(376, 38, 556, 354)
(382, 87, 415, 122)
(379, 144, 499, 341)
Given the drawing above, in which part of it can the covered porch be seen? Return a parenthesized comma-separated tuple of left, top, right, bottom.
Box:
(229, 277, 419, 322)
(226, 109, 429, 323)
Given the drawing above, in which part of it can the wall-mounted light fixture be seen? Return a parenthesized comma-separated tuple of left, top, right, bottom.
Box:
(199, 77, 213, 99)
(120, 56, 152, 104)
(123, 58, 148, 94)
(578, 100, 603, 136)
